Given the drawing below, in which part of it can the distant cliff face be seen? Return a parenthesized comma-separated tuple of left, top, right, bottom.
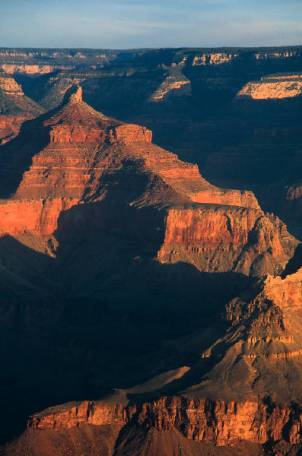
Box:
(24, 396, 302, 449)
(0, 64, 70, 75)
(150, 71, 191, 102)
(0, 75, 43, 143)
(238, 74, 302, 100)
(193, 52, 238, 66)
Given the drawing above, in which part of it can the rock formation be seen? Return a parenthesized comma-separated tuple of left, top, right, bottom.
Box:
(0, 75, 43, 143)
(0, 64, 68, 75)
(0, 85, 296, 280)
(180, 268, 302, 403)
(0, 81, 300, 455)
(158, 206, 296, 276)
(150, 70, 191, 102)
(21, 393, 302, 450)
(238, 74, 302, 100)
(8, 267, 301, 453)
(193, 53, 238, 66)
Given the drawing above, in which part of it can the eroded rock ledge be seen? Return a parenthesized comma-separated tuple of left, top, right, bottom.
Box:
(28, 397, 302, 446)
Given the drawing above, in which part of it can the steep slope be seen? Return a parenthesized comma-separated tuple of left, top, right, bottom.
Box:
(0, 75, 43, 144)
(0, 85, 296, 279)
(2, 427, 265, 456)
(8, 268, 302, 455)
(0, 84, 300, 451)
(180, 268, 302, 402)
(150, 68, 191, 103)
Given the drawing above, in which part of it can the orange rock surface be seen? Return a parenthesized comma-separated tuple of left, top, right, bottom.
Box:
(179, 267, 302, 403)
(158, 206, 297, 276)
(0, 76, 43, 142)
(0, 85, 296, 278)
(0, 64, 60, 75)
(238, 74, 302, 100)
(27, 396, 302, 447)
(0, 115, 28, 144)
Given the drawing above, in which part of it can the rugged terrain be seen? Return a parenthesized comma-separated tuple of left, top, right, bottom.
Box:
(0, 47, 302, 455)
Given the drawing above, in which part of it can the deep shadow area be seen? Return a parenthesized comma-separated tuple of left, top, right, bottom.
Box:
(0, 118, 50, 198)
(0, 164, 252, 443)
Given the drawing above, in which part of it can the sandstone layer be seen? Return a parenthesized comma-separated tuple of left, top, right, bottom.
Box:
(238, 74, 302, 100)
(158, 206, 296, 276)
(16, 268, 302, 453)
(0, 85, 296, 279)
(25, 395, 302, 448)
(0, 64, 68, 75)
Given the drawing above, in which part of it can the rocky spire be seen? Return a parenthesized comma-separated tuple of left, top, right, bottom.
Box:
(64, 85, 83, 105)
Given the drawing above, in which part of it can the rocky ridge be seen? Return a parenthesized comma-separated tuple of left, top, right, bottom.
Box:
(0, 81, 301, 455)
(150, 70, 191, 102)
(25, 395, 302, 448)
(18, 268, 302, 451)
(0, 85, 296, 280)
(238, 74, 302, 100)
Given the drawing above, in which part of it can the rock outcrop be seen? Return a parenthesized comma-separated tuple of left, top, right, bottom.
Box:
(180, 268, 302, 403)
(26, 396, 302, 447)
(193, 53, 238, 66)
(0, 75, 43, 143)
(238, 74, 302, 100)
(19, 268, 302, 451)
(158, 206, 297, 276)
(0, 64, 64, 75)
(0, 85, 297, 280)
(150, 70, 191, 102)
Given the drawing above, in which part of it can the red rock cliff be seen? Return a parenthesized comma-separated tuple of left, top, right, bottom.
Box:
(28, 396, 302, 447)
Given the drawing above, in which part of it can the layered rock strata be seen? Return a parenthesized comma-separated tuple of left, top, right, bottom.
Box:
(182, 268, 302, 402)
(238, 74, 302, 100)
(158, 206, 297, 276)
(0, 85, 297, 278)
(150, 71, 191, 102)
(28, 396, 302, 447)
(25, 268, 302, 448)
(0, 75, 43, 143)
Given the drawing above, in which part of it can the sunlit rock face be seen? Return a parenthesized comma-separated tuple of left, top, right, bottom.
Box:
(0, 64, 65, 75)
(158, 206, 297, 276)
(0, 115, 27, 144)
(193, 52, 238, 66)
(24, 393, 302, 449)
(238, 74, 302, 100)
(180, 268, 302, 404)
(150, 72, 191, 102)
(0, 85, 296, 279)
(0, 75, 43, 143)
(0, 76, 25, 96)
(1, 48, 302, 455)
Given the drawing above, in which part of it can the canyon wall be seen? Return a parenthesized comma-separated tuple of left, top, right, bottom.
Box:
(158, 206, 297, 276)
(28, 397, 302, 447)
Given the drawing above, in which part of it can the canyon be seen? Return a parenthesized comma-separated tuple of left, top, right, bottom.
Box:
(0, 47, 302, 455)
